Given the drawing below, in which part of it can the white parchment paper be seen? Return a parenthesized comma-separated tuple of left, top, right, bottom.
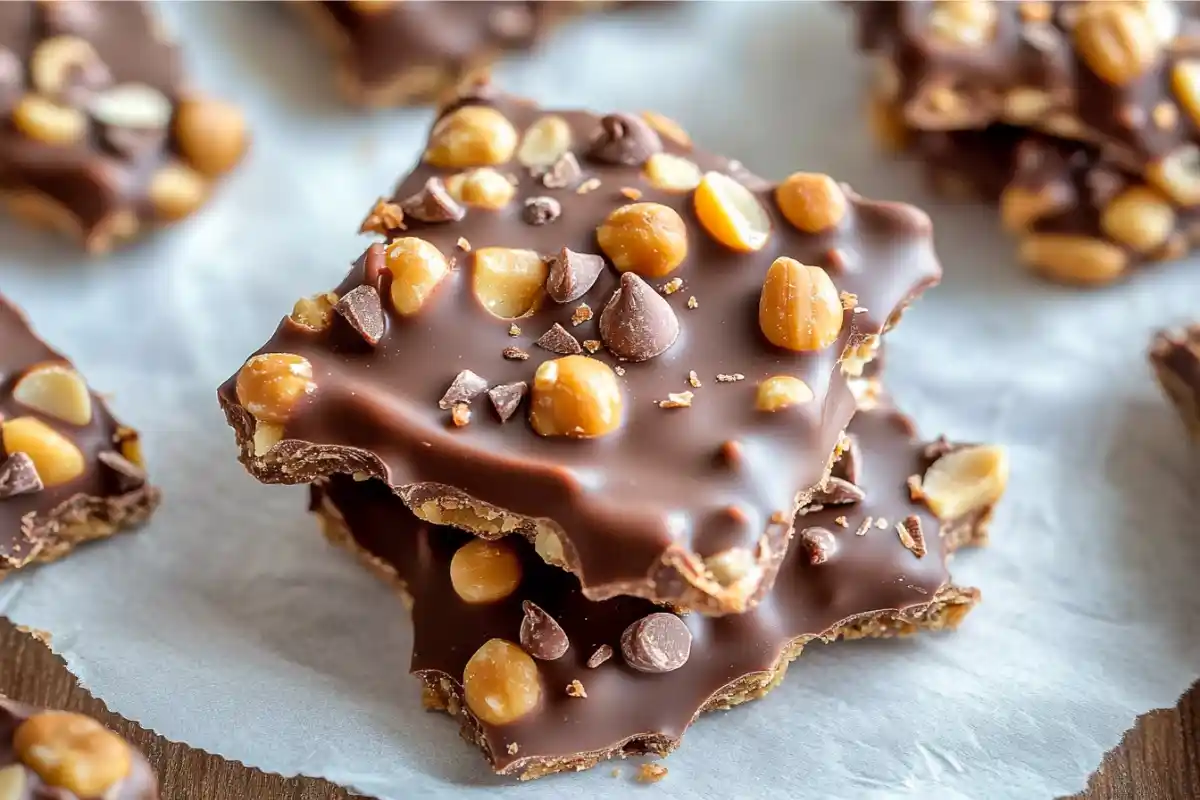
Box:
(2, 3, 1199, 798)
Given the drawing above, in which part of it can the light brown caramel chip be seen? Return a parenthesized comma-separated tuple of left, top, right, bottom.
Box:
(463, 639, 542, 725)
(12, 363, 92, 425)
(236, 353, 315, 424)
(1, 417, 85, 487)
(449, 539, 522, 603)
(921, 445, 1008, 520)
(693, 171, 771, 252)
(387, 237, 451, 315)
(530, 355, 623, 438)
(775, 173, 847, 234)
(596, 202, 688, 278)
(14, 711, 132, 796)
(473, 247, 549, 319)
(758, 257, 843, 352)
(174, 95, 249, 176)
(424, 105, 518, 169)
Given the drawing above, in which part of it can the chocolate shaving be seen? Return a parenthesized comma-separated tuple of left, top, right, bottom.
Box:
(586, 644, 613, 668)
(519, 600, 569, 660)
(501, 346, 530, 361)
(335, 285, 385, 346)
(809, 477, 865, 506)
(535, 323, 583, 355)
(545, 248, 605, 304)
(359, 198, 405, 235)
(399, 177, 465, 224)
(0, 453, 42, 498)
(620, 612, 691, 674)
(438, 370, 489, 410)
(599, 272, 680, 362)
(897, 515, 927, 558)
(522, 196, 562, 225)
(97, 451, 146, 493)
(540, 152, 583, 189)
(798, 526, 837, 565)
(586, 113, 663, 167)
(488, 381, 528, 423)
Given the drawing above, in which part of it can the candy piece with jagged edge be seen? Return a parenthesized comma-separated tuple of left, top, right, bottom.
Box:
(218, 87, 941, 615)
(310, 403, 1003, 779)
(0, 294, 159, 578)
(1150, 324, 1200, 439)
(294, 2, 603, 107)
(0, 694, 158, 799)
(854, 0, 1200, 203)
(0, 1, 248, 252)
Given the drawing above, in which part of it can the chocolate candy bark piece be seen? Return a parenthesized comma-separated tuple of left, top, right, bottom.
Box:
(311, 403, 1006, 779)
(1151, 324, 1200, 438)
(0, 294, 159, 578)
(0, 695, 158, 799)
(854, 0, 1200, 204)
(296, 1, 588, 107)
(0, 1, 248, 252)
(218, 87, 943, 615)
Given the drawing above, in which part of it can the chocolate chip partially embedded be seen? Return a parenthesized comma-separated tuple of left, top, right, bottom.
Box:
(586, 644, 613, 669)
(519, 600, 569, 660)
(896, 515, 927, 558)
(540, 152, 583, 189)
(522, 196, 561, 226)
(488, 381, 528, 422)
(438, 370, 489, 410)
(545, 248, 605, 304)
(809, 477, 865, 506)
(97, 451, 146, 493)
(535, 323, 582, 355)
(586, 113, 663, 167)
(399, 177, 465, 223)
(335, 285, 386, 346)
(620, 612, 691, 674)
(798, 526, 837, 565)
(0, 452, 42, 498)
(599, 272, 679, 362)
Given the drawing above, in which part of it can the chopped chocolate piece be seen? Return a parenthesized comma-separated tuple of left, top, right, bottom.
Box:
(599, 273, 680, 362)
(897, 515, 926, 559)
(522, 196, 561, 225)
(540, 152, 584, 189)
(501, 347, 530, 361)
(798, 526, 837, 565)
(1150, 324, 1200, 439)
(520, 600, 570, 660)
(0, 453, 42, 499)
(487, 381, 528, 423)
(620, 613, 692, 674)
(399, 177, 465, 224)
(438, 370, 489, 410)
(586, 644, 613, 669)
(566, 679, 587, 698)
(534, 323, 582, 355)
(359, 199, 406, 235)
(0, 295, 159, 578)
(637, 763, 668, 784)
(0, 695, 159, 798)
(97, 451, 147, 493)
(810, 477, 866, 506)
(335, 285, 386, 345)
(545, 247, 605, 304)
(587, 113, 663, 167)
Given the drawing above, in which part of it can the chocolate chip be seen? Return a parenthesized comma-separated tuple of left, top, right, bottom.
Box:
(586, 644, 613, 669)
(545, 248, 605, 304)
(519, 600, 569, 660)
(798, 526, 837, 565)
(488, 381, 528, 422)
(599, 272, 680, 362)
(535, 323, 583, 355)
(335, 285, 386, 346)
(399, 177, 465, 224)
(522, 196, 561, 226)
(540, 152, 583, 189)
(0, 453, 42, 498)
(809, 477, 865, 506)
(438, 370, 489, 410)
(97, 451, 146, 493)
(501, 346, 530, 361)
(620, 613, 691, 674)
(586, 113, 663, 167)
(896, 515, 927, 558)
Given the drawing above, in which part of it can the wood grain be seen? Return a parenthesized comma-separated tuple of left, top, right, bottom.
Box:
(0, 616, 1195, 799)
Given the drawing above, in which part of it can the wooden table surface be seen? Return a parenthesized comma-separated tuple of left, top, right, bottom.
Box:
(0, 617, 1195, 799)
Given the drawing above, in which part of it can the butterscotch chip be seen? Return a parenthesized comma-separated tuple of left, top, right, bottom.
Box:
(462, 639, 541, 726)
(1019, 234, 1129, 286)
(12, 363, 93, 425)
(1099, 186, 1176, 253)
(387, 237, 451, 315)
(401, 176, 467, 221)
(148, 163, 209, 221)
(335, 285, 386, 345)
(599, 272, 680, 362)
(449, 539, 522, 603)
(487, 381, 527, 422)
(775, 173, 847, 234)
(517, 114, 573, 168)
(13, 95, 87, 146)
(641, 110, 692, 150)
(424, 105, 518, 168)
(535, 323, 583, 355)
(439, 369, 489, 410)
(755, 375, 814, 412)
(644, 153, 702, 193)
(14, 711, 132, 796)
(473, 247, 549, 319)
(693, 171, 771, 252)
(798, 526, 836, 565)
(596, 202, 688, 278)
(520, 600, 569, 660)
(174, 95, 249, 176)
(1074, 3, 1158, 87)
(758, 257, 843, 352)
(530, 355, 623, 438)
(236, 353, 316, 424)
(620, 612, 691, 673)
(586, 112, 662, 166)
(921, 445, 1008, 520)
(545, 247, 605, 304)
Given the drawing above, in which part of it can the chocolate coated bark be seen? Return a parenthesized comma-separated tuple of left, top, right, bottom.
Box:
(312, 404, 991, 779)
(1151, 324, 1200, 438)
(0, 294, 158, 577)
(219, 89, 942, 614)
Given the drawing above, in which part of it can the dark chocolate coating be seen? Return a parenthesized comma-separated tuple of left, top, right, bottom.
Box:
(0, 294, 157, 574)
(313, 405, 980, 774)
(219, 92, 942, 612)
(0, 697, 158, 799)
